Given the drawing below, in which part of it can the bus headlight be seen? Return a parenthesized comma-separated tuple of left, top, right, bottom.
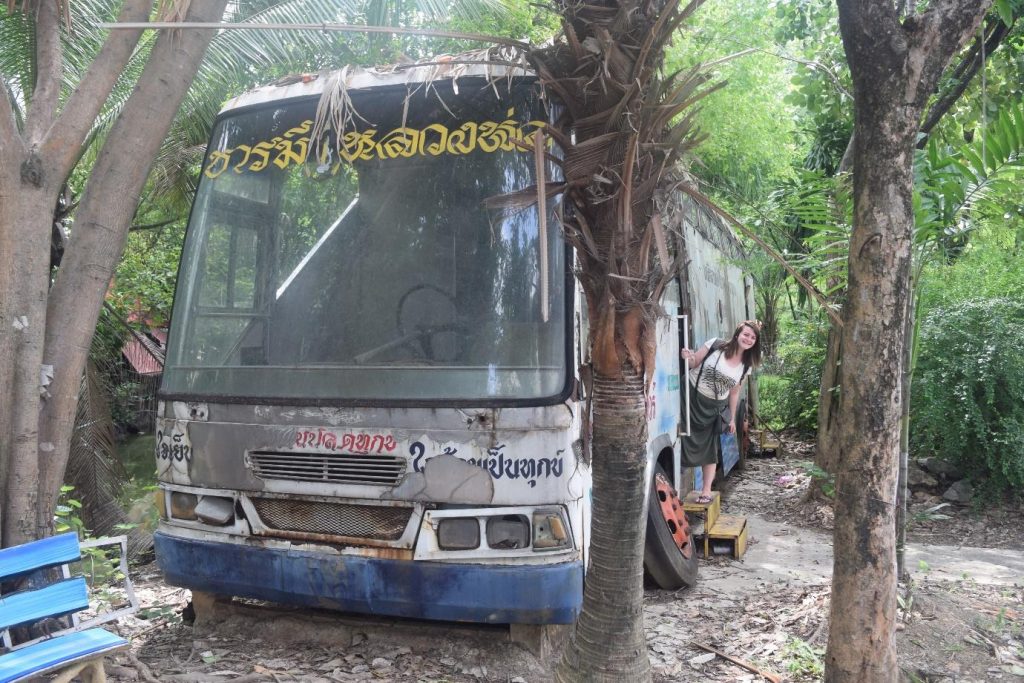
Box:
(532, 509, 570, 550)
(437, 518, 480, 550)
(170, 491, 198, 520)
(486, 515, 530, 550)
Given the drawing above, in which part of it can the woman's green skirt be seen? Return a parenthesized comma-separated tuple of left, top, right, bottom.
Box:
(681, 385, 728, 467)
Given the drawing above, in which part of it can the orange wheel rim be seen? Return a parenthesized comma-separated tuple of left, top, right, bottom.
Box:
(654, 473, 693, 559)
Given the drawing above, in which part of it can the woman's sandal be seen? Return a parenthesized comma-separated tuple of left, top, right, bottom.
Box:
(696, 493, 713, 504)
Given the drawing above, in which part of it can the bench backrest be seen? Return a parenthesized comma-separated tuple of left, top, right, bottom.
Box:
(0, 533, 138, 653)
(0, 533, 87, 649)
(0, 534, 81, 582)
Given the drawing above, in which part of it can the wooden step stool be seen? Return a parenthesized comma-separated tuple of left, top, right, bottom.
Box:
(682, 491, 720, 557)
(707, 514, 748, 559)
(755, 429, 781, 457)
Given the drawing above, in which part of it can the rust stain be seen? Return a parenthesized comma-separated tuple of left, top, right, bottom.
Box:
(341, 546, 414, 561)
(250, 527, 410, 549)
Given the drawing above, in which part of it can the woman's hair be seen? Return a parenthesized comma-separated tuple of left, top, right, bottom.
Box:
(720, 320, 762, 371)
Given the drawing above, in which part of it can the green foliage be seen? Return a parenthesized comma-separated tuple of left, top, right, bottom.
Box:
(55, 485, 88, 537)
(911, 502, 952, 525)
(915, 102, 1024, 252)
(800, 461, 835, 498)
(665, 0, 803, 204)
(781, 637, 825, 678)
(911, 298, 1024, 493)
(757, 318, 827, 434)
(111, 219, 187, 326)
(773, 0, 851, 174)
(919, 226, 1024, 311)
(445, 0, 558, 47)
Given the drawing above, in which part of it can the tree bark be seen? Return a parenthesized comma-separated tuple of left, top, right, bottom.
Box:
(0, 1, 64, 546)
(0, 183, 56, 546)
(0, 102, 24, 539)
(826, 1, 990, 680)
(556, 363, 651, 683)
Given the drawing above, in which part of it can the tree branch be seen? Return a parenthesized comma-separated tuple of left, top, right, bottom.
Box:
(23, 0, 62, 143)
(906, 0, 993, 107)
(40, 0, 153, 181)
(129, 219, 178, 232)
(917, 15, 1011, 146)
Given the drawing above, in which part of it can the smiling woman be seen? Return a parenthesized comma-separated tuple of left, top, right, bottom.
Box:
(681, 320, 763, 502)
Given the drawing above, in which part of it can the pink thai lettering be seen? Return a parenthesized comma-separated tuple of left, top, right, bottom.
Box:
(293, 429, 396, 454)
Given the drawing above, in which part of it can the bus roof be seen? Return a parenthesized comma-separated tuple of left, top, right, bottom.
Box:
(222, 47, 534, 115)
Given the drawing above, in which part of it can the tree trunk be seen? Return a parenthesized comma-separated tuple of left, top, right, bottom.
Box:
(556, 363, 651, 683)
(1, 186, 57, 546)
(36, 0, 230, 530)
(825, 96, 915, 683)
(827, 2, 990, 679)
(0, 0, 229, 547)
(0, 0, 62, 549)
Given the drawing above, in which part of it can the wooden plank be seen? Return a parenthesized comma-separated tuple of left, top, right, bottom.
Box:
(0, 628, 126, 683)
(708, 514, 746, 539)
(683, 491, 720, 529)
(0, 534, 80, 581)
(735, 522, 748, 558)
(0, 578, 89, 631)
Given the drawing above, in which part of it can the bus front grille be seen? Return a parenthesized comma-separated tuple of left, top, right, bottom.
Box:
(248, 451, 406, 486)
(249, 497, 412, 540)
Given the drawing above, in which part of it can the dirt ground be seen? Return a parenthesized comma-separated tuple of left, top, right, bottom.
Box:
(90, 438, 1023, 682)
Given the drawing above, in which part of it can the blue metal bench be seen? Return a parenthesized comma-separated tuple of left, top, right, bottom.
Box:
(0, 533, 138, 683)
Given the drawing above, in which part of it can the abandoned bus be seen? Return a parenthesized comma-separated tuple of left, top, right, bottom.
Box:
(153, 59, 753, 624)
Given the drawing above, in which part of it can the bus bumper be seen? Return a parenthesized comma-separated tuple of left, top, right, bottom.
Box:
(154, 532, 583, 624)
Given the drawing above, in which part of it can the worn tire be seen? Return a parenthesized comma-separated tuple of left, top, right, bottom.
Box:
(644, 464, 699, 590)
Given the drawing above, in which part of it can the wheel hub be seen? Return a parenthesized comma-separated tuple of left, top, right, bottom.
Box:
(654, 472, 693, 559)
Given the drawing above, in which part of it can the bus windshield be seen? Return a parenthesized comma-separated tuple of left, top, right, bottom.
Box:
(162, 78, 567, 402)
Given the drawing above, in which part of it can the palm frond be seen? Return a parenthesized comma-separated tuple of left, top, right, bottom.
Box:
(915, 101, 1024, 243)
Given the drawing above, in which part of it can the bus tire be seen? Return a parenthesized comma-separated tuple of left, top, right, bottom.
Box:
(644, 464, 699, 590)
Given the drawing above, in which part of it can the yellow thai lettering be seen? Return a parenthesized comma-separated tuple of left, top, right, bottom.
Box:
(203, 112, 548, 178)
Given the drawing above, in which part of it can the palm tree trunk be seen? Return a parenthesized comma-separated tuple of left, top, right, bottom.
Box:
(556, 362, 651, 683)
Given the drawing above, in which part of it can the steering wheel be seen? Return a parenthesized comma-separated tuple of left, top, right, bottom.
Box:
(396, 284, 465, 362)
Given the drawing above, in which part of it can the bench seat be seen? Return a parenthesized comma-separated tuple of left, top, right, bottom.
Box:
(0, 628, 127, 683)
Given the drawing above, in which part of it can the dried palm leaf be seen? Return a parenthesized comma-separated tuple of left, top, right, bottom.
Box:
(67, 359, 128, 537)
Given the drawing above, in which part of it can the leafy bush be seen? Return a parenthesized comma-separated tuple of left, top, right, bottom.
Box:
(756, 319, 827, 434)
(911, 298, 1024, 493)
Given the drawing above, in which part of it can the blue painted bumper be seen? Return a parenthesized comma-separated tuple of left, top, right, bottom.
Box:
(153, 532, 582, 624)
